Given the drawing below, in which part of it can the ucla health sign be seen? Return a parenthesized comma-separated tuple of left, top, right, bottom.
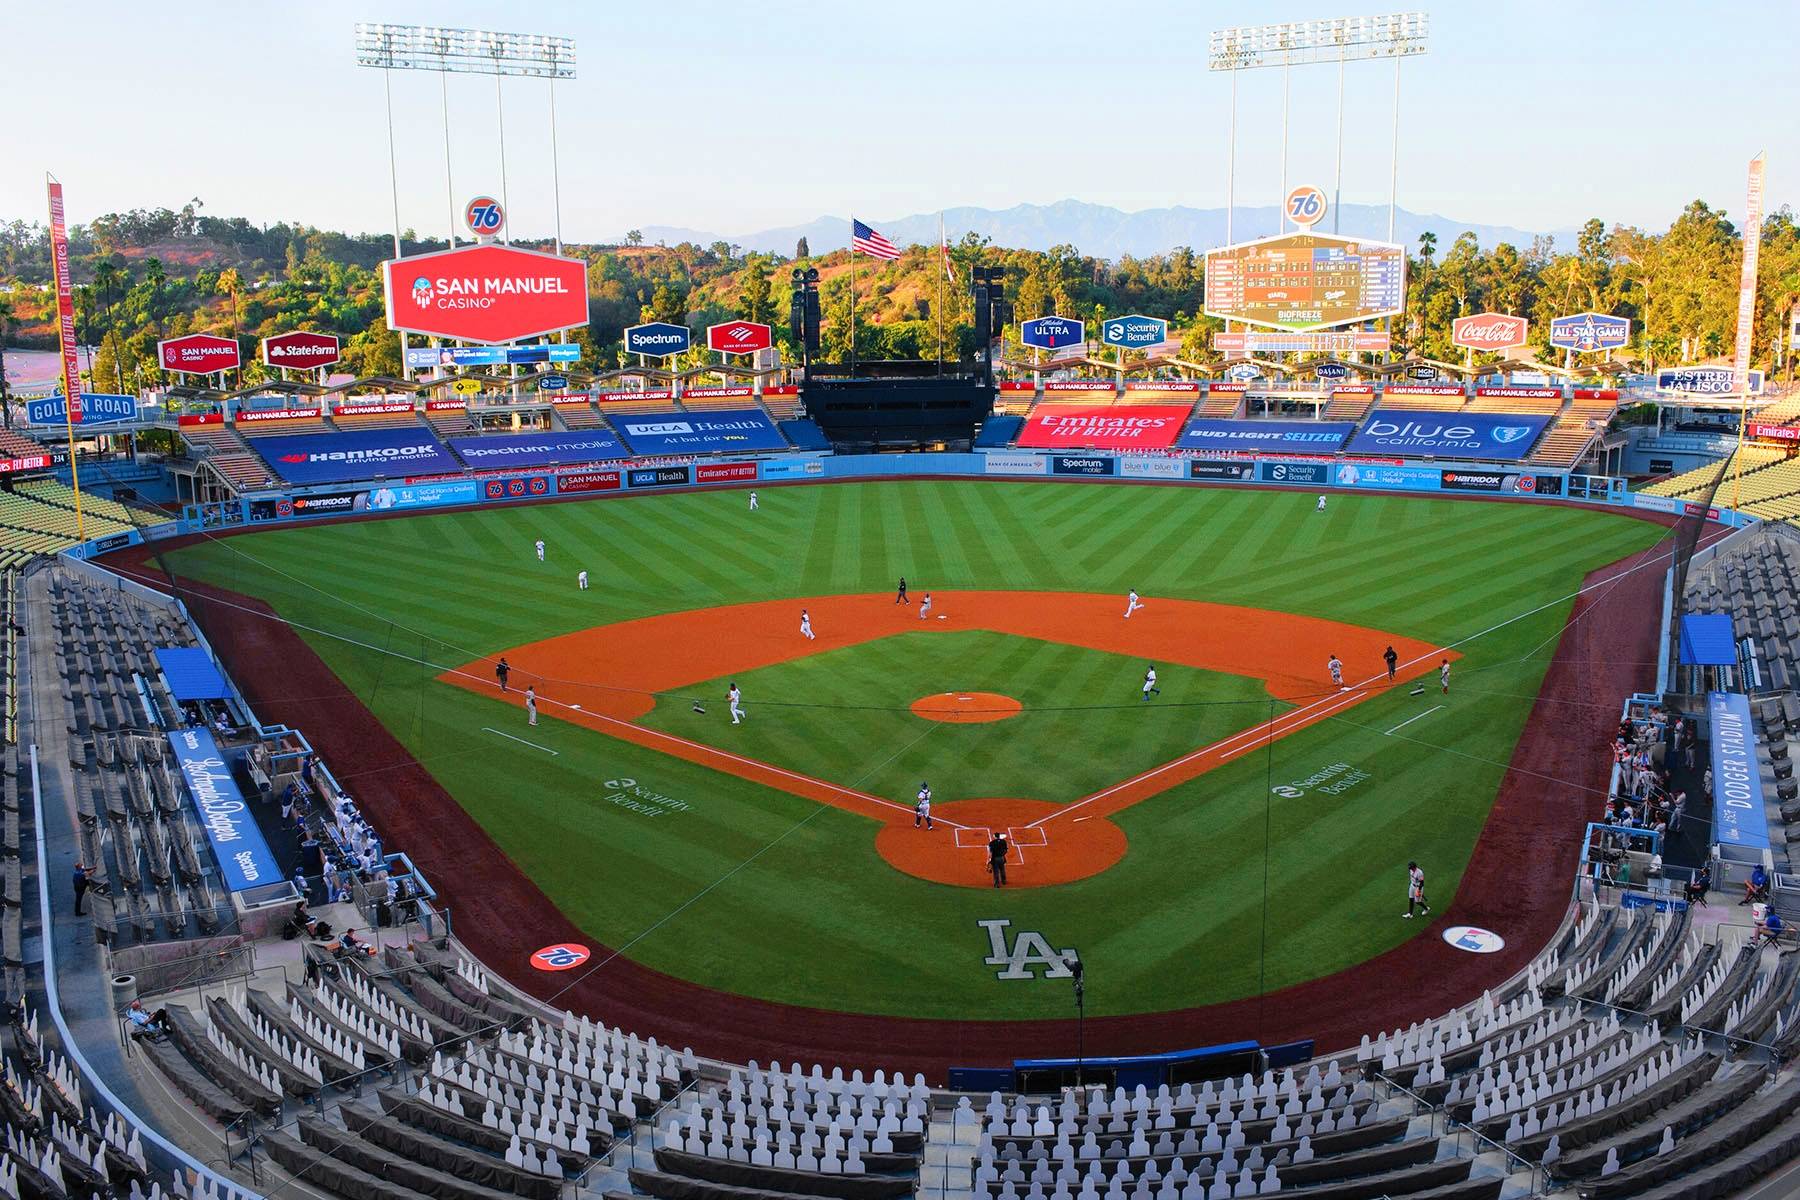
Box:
(448, 430, 627, 469)
(613, 409, 786, 455)
(168, 726, 280, 892)
(1346, 410, 1550, 460)
(1101, 314, 1168, 349)
(27, 393, 137, 425)
(1708, 691, 1770, 852)
(1178, 419, 1355, 453)
(248, 427, 463, 484)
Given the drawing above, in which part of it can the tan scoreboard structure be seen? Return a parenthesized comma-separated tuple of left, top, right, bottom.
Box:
(1204, 232, 1407, 331)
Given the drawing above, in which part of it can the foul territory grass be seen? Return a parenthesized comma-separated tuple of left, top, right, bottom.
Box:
(162, 482, 1667, 1019)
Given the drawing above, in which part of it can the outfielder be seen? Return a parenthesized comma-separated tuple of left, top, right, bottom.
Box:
(1405, 861, 1430, 918)
(535, 539, 546, 562)
(1316, 495, 1327, 513)
(748, 491, 759, 511)
(728, 683, 745, 725)
(1440, 659, 1451, 694)
(577, 570, 589, 590)
(800, 609, 815, 640)
(1124, 589, 1144, 618)
(525, 685, 538, 727)
(1141, 665, 1161, 701)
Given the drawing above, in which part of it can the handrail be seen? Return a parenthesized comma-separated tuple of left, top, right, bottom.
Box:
(30, 744, 264, 1199)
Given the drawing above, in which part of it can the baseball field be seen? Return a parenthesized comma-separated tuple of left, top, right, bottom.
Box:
(149, 480, 1667, 1045)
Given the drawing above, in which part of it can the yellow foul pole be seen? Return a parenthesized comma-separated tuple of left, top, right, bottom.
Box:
(45, 175, 85, 544)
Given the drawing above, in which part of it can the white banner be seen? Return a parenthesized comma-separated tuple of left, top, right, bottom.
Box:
(1733, 154, 1766, 393)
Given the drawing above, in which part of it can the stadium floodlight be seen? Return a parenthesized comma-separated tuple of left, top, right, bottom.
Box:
(1209, 13, 1429, 242)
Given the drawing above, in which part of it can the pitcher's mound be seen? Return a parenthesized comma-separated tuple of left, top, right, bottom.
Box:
(910, 692, 1022, 724)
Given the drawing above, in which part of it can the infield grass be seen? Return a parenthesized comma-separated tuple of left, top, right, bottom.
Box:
(161, 482, 1668, 1019)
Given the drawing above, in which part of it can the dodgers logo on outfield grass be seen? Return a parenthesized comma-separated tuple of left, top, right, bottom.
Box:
(980, 919, 1078, 980)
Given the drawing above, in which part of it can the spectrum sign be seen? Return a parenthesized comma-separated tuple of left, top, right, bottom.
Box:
(383, 243, 589, 344)
(625, 322, 692, 357)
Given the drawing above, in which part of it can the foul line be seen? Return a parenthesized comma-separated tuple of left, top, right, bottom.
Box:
(1385, 705, 1444, 736)
(481, 727, 559, 755)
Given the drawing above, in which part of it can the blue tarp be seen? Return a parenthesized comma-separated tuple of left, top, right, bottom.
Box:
(1680, 614, 1738, 666)
(155, 647, 232, 701)
(168, 726, 282, 892)
(974, 415, 1025, 448)
(1709, 691, 1770, 854)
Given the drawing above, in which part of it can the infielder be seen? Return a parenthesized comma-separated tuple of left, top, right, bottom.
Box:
(1405, 861, 1430, 919)
(800, 609, 815, 640)
(748, 491, 759, 511)
(919, 592, 933, 620)
(914, 783, 933, 830)
(728, 683, 745, 725)
(577, 570, 589, 590)
(525, 685, 538, 727)
(1440, 659, 1451, 694)
(1328, 654, 1344, 688)
(1124, 589, 1144, 618)
(1141, 665, 1161, 701)
(535, 539, 545, 562)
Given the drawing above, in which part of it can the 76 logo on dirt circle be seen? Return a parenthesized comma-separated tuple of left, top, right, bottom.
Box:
(531, 943, 590, 971)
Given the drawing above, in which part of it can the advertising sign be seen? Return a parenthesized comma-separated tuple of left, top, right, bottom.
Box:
(290, 491, 364, 515)
(365, 481, 481, 510)
(1119, 457, 1185, 479)
(261, 331, 341, 371)
(1100, 315, 1169, 350)
(1405, 365, 1439, 380)
(26, 393, 136, 425)
(1192, 460, 1259, 481)
(463, 195, 505, 238)
(1205, 233, 1406, 331)
(759, 459, 826, 480)
(46, 181, 83, 424)
(624, 322, 693, 357)
(1051, 455, 1118, 476)
(1284, 184, 1328, 229)
(1451, 312, 1529, 354)
(236, 407, 321, 423)
(1733, 156, 1766, 396)
(178, 412, 225, 426)
(1177, 419, 1355, 453)
(1438, 469, 1535, 493)
(1346, 410, 1551, 460)
(1750, 422, 1800, 443)
(1709, 690, 1770, 851)
(535, 374, 570, 391)
(557, 469, 624, 493)
(1315, 362, 1350, 380)
(1657, 367, 1765, 396)
(159, 333, 243, 374)
(169, 725, 280, 892)
(706, 321, 773, 355)
(481, 475, 553, 501)
(383, 243, 589, 343)
(0, 454, 54, 476)
(613, 408, 786, 455)
(1255, 461, 1329, 485)
(333, 401, 416, 418)
(1333, 462, 1443, 491)
(449, 431, 626, 470)
(1474, 387, 1560, 400)
(1019, 315, 1085, 350)
(451, 379, 483, 396)
(1213, 330, 1391, 354)
(404, 344, 580, 368)
(1549, 312, 1631, 352)
(250, 427, 463, 484)
(1384, 384, 1463, 397)
(983, 452, 1047, 476)
(628, 466, 693, 488)
(1016, 404, 1190, 450)
(696, 462, 759, 483)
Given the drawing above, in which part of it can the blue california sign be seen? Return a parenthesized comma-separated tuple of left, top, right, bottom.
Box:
(625, 322, 692, 357)
(1019, 315, 1085, 351)
(27, 393, 137, 425)
(1549, 312, 1631, 352)
(1101, 314, 1168, 349)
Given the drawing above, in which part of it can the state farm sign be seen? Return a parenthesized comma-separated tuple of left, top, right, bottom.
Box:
(261, 331, 341, 370)
(159, 333, 242, 374)
(383, 244, 589, 344)
(1452, 313, 1528, 353)
(706, 320, 773, 355)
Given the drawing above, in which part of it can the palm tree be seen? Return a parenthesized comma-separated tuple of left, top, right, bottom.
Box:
(1417, 230, 1438, 264)
(91, 258, 128, 393)
(216, 267, 243, 342)
(0, 294, 13, 427)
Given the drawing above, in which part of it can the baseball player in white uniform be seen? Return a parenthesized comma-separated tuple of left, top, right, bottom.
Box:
(1405, 861, 1430, 918)
(914, 783, 933, 830)
(1440, 659, 1451, 694)
(1316, 495, 1327, 513)
(919, 592, 933, 620)
(1124, 589, 1144, 618)
(728, 683, 745, 725)
(748, 491, 759, 511)
(535, 539, 545, 562)
(1328, 654, 1344, 688)
(577, 570, 589, 590)
(800, 609, 815, 640)
(1141, 665, 1160, 701)
(525, 685, 538, 726)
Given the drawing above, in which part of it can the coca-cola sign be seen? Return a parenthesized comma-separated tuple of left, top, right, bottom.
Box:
(1451, 313, 1529, 353)
(382, 243, 589, 344)
(159, 333, 243, 374)
(262, 331, 341, 370)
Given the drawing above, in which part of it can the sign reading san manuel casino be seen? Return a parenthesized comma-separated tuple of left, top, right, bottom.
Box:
(159, 333, 242, 374)
(383, 243, 589, 344)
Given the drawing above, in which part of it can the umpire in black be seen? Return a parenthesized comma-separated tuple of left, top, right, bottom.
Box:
(987, 832, 1009, 887)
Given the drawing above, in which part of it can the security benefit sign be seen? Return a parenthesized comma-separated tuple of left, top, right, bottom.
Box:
(1016, 404, 1189, 451)
(1345, 410, 1551, 461)
(168, 726, 280, 892)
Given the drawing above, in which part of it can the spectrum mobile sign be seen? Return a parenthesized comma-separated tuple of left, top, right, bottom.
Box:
(383, 243, 589, 344)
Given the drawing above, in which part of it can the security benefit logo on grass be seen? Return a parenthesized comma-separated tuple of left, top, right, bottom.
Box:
(980, 919, 1078, 981)
(601, 777, 690, 819)
(1270, 762, 1370, 799)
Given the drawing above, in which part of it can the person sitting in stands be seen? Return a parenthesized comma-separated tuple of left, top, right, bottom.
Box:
(125, 999, 169, 1038)
(1743, 865, 1770, 906)
(1755, 908, 1786, 947)
(212, 709, 233, 736)
(1685, 864, 1712, 906)
(287, 900, 332, 941)
(338, 928, 375, 958)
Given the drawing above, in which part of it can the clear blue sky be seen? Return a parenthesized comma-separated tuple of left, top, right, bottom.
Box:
(2, 0, 1791, 243)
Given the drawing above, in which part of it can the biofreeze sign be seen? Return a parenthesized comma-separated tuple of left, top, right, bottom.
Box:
(168, 726, 280, 892)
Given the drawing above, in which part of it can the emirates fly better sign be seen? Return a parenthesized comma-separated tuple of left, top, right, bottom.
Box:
(383, 244, 589, 345)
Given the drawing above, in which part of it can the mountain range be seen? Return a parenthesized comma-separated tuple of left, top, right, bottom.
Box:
(632, 199, 1571, 259)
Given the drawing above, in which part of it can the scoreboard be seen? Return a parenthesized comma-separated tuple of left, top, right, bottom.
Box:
(1204, 233, 1407, 331)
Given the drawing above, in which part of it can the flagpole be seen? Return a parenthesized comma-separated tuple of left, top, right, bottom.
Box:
(848, 218, 858, 374)
(936, 214, 946, 375)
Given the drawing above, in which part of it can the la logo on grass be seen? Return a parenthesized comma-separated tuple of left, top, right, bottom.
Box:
(980, 919, 1077, 981)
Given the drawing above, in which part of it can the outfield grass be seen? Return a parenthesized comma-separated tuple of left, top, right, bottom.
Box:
(162, 482, 1668, 1019)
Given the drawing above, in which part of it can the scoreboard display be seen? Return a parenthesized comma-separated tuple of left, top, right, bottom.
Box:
(1204, 233, 1407, 331)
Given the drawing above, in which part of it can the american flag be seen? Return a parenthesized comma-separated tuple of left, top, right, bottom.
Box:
(851, 218, 901, 260)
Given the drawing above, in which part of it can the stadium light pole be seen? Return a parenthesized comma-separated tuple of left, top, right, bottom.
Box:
(1209, 14, 1429, 236)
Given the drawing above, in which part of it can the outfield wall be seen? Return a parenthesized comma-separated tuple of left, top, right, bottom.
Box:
(69, 448, 1756, 558)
